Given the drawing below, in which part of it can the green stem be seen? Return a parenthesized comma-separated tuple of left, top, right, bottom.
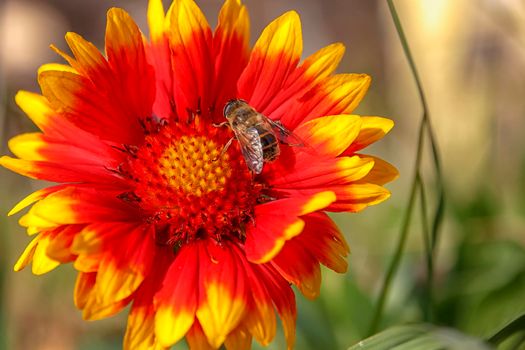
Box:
(487, 314, 525, 346)
(417, 173, 434, 322)
(386, 0, 445, 253)
(367, 0, 444, 335)
(367, 119, 425, 337)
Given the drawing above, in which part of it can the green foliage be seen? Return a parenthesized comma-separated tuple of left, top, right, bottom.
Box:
(438, 241, 525, 338)
(348, 324, 492, 350)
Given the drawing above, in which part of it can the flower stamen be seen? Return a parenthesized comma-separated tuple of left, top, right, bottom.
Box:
(119, 118, 261, 246)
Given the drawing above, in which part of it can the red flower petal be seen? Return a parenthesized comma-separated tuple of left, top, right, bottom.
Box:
(212, 0, 250, 122)
(196, 241, 249, 348)
(18, 187, 138, 235)
(124, 248, 171, 350)
(355, 154, 399, 185)
(265, 42, 345, 119)
(294, 114, 362, 158)
(269, 155, 374, 189)
(154, 243, 200, 347)
(238, 11, 302, 112)
(254, 263, 297, 350)
(224, 325, 252, 350)
(280, 73, 371, 129)
(245, 191, 336, 263)
(74, 271, 132, 320)
(237, 249, 277, 346)
(186, 321, 215, 350)
(165, 0, 214, 121)
(92, 224, 155, 304)
(342, 116, 394, 154)
(272, 238, 321, 299)
(105, 8, 156, 133)
(296, 212, 349, 273)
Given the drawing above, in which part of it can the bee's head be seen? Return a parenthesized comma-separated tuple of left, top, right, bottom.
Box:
(223, 99, 246, 120)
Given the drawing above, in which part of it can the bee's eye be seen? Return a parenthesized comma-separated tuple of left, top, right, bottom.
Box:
(223, 100, 236, 117)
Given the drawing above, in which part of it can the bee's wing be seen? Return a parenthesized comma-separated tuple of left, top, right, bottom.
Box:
(236, 127, 264, 174)
(266, 118, 304, 146)
(266, 118, 319, 156)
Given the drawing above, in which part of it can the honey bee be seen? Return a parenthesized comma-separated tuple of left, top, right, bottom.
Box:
(221, 99, 302, 174)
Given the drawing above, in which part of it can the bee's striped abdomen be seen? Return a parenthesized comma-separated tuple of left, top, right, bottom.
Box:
(255, 125, 280, 161)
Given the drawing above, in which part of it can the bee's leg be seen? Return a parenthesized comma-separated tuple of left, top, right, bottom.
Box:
(212, 121, 229, 128)
(213, 137, 235, 161)
(221, 137, 235, 154)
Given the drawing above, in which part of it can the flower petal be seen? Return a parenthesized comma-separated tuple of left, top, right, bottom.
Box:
(355, 154, 399, 185)
(64, 32, 108, 75)
(8, 185, 67, 216)
(281, 73, 371, 129)
(8, 133, 47, 161)
(146, 0, 174, 120)
(74, 271, 97, 310)
(148, 0, 166, 41)
(236, 250, 277, 346)
(38, 62, 77, 75)
(74, 271, 132, 320)
(154, 243, 199, 347)
(212, 0, 250, 120)
(92, 225, 155, 305)
(124, 248, 171, 350)
(14, 91, 54, 132)
(265, 42, 345, 119)
(327, 183, 391, 212)
(165, 0, 213, 121)
(18, 187, 137, 234)
(12, 228, 67, 274)
(0, 156, 113, 183)
(38, 8, 155, 144)
(297, 212, 349, 273)
(38, 69, 143, 144)
(196, 241, 248, 348)
(5, 129, 122, 183)
(73, 254, 101, 273)
(294, 114, 362, 157)
(255, 264, 296, 350)
(45, 225, 79, 263)
(271, 238, 321, 299)
(245, 191, 336, 263)
(269, 155, 374, 189)
(225, 325, 252, 350)
(13, 236, 39, 272)
(186, 321, 215, 350)
(343, 116, 394, 155)
(105, 8, 156, 140)
(238, 11, 302, 112)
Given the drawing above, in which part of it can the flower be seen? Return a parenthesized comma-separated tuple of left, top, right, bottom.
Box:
(1, 0, 398, 349)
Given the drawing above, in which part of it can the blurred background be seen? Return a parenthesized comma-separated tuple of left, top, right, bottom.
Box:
(1, 0, 525, 349)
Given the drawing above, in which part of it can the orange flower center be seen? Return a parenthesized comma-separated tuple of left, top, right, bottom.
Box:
(119, 117, 262, 248)
(156, 135, 232, 196)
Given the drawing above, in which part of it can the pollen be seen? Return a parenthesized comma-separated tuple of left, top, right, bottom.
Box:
(119, 118, 261, 247)
(158, 135, 232, 196)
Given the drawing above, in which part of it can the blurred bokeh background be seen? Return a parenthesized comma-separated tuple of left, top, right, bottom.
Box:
(2, 0, 525, 349)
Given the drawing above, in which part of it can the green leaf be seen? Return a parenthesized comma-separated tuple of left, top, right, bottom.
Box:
(348, 324, 493, 350)
(488, 314, 525, 347)
(436, 240, 525, 338)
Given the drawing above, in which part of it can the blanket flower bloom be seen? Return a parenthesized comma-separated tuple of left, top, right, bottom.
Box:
(1, 0, 397, 349)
